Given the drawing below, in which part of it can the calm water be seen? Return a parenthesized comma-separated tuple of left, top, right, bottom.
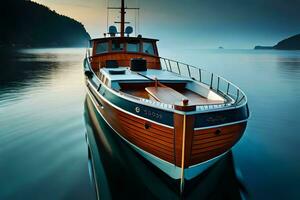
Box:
(0, 48, 299, 199)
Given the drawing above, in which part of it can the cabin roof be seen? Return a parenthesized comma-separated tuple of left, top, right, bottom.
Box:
(90, 36, 159, 43)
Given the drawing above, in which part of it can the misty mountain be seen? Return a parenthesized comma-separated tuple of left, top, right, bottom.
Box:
(274, 34, 300, 50)
(0, 0, 91, 48)
(255, 34, 300, 50)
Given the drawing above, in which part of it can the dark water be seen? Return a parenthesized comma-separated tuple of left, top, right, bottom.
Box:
(0, 48, 299, 199)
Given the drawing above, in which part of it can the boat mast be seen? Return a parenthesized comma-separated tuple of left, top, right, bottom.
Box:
(120, 0, 125, 37)
(107, 0, 139, 37)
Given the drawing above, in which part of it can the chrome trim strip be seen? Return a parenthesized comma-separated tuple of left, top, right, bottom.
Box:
(187, 103, 247, 115)
(87, 81, 174, 129)
(194, 119, 248, 130)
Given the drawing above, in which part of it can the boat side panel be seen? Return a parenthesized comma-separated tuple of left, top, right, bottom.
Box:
(86, 75, 248, 169)
(85, 75, 175, 127)
(87, 85, 176, 164)
(98, 86, 174, 127)
(189, 122, 247, 166)
(194, 105, 249, 128)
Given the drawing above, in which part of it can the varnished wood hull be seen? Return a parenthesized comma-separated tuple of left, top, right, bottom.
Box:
(86, 80, 248, 180)
(190, 123, 246, 166)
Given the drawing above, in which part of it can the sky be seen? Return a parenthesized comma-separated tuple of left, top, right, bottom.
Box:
(32, 0, 300, 49)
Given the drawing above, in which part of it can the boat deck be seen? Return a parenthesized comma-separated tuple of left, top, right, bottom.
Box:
(99, 68, 190, 82)
(122, 87, 223, 106)
(97, 68, 226, 106)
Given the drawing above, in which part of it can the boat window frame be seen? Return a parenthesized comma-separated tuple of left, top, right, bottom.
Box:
(142, 41, 156, 55)
(95, 41, 109, 54)
(126, 40, 140, 53)
(92, 38, 159, 56)
(111, 40, 125, 52)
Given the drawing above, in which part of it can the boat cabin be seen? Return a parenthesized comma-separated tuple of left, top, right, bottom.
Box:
(88, 36, 227, 111)
(86, 1, 230, 111)
(90, 36, 161, 71)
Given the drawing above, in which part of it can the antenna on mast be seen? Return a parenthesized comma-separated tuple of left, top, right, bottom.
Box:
(107, 0, 139, 37)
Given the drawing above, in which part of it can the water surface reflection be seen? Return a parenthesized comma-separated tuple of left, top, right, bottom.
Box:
(0, 49, 95, 200)
(0, 48, 299, 199)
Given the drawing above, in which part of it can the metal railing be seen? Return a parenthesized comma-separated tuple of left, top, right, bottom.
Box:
(85, 55, 176, 111)
(85, 51, 247, 112)
(159, 57, 247, 110)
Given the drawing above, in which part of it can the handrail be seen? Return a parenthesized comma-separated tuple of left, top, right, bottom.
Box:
(85, 56, 175, 111)
(159, 57, 248, 109)
(85, 54, 247, 112)
(86, 48, 92, 61)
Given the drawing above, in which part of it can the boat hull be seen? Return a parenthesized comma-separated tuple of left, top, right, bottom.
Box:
(86, 81, 248, 179)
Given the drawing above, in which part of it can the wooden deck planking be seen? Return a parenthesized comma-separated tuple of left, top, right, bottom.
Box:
(145, 86, 188, 105)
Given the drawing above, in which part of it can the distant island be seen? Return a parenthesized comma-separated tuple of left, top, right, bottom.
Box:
(0, 0, 91, 48)
(255, 34, 300, 50)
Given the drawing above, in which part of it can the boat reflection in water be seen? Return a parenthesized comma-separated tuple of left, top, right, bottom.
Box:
(84, 95, 248, 199)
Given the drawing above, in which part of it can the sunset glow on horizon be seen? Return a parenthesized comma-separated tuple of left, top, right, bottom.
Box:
(32, 0, 300, 49)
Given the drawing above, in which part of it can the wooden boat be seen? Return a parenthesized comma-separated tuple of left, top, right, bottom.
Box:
(84, 96, 247, 198)
(83, 0, 249, 192)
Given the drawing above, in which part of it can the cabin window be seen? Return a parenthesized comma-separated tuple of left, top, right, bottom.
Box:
(143, 42, 155, 55)
(112, 41, 124, 51)
(127, 41, 139, 52)
(96, 42, 108, 54)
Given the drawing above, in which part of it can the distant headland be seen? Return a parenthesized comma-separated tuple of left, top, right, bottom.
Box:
(255, 34, 300, 50)
(0, 0, 91, 48)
